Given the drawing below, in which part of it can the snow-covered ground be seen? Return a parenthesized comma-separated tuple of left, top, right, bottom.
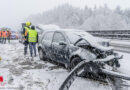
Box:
(0, 40, 130, 90)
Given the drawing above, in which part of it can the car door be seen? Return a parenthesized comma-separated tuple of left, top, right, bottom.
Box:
(42, 31, 54, 59)
(52, 32, 69, 63)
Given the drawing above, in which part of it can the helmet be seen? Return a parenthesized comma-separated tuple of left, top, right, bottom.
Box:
(26, 21, 31, 27)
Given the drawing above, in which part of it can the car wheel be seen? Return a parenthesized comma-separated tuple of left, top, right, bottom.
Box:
(71, 57, 82, 70)
(38, 49, 46, 61)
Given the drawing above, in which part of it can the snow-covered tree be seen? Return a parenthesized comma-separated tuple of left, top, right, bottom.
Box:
(27, 4, 130, 30)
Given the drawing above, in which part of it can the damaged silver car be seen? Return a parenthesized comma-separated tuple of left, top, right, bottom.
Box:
(38, 29, 123, 70)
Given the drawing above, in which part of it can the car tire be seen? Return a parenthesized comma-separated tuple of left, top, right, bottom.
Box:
(70, 57, 82, 70)
(38, 49, 46, 61)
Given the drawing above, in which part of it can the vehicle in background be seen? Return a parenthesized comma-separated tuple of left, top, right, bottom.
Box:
(10, 31, 19, 40)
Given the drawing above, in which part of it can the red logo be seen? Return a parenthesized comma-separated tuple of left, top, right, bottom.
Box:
(0, 76, 3, 83)
(0, 76, 6, 86)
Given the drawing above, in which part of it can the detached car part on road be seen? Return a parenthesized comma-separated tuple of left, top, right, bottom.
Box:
(38, 29, 122, 70)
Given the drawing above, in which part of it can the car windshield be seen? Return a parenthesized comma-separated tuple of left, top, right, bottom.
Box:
(66, 31, 96, 44)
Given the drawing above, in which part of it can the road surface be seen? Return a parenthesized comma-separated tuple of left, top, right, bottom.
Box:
(0, 40, 130, 90)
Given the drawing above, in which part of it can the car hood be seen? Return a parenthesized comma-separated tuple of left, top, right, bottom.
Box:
(82, 36, 113, 51)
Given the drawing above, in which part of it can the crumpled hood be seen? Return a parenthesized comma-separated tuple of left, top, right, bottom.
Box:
(82, 36, 113, 51)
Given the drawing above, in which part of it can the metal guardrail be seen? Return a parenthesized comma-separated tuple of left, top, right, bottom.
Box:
(87, 30, 130, 40)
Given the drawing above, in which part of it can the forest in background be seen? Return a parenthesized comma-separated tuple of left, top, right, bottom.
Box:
(27, 4, 130, 31)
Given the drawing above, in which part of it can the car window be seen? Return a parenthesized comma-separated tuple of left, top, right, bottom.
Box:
(43, 32, 54, 41)
(53, 32, 66, 43)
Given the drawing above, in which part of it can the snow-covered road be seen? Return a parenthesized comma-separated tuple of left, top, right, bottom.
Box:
(0, 40, 130, 90)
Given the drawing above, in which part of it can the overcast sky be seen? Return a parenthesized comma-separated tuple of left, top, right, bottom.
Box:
(0, 0, 130, 30)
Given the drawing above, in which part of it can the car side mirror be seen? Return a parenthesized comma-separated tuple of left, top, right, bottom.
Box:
(59, 41, 67, 46)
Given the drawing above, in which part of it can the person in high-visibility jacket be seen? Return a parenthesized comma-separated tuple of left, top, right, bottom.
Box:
(27, 25, 38, 57)
(23, 21, 32, 56)
(2, 31, 7, 44)
(0, 30, 2, 43)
